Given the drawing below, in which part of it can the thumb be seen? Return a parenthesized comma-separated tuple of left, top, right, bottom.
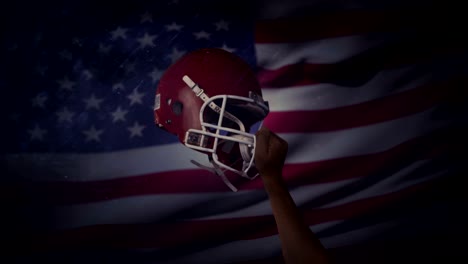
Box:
(255, 126, 271, 155)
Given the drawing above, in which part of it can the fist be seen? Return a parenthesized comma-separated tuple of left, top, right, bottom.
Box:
(254, 126, 288, 179)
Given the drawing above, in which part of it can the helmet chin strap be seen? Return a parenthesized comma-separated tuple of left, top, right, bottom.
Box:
(190, 159, 238, 192)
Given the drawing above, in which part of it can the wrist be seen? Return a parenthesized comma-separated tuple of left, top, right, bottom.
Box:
(261, 172, 287, 191)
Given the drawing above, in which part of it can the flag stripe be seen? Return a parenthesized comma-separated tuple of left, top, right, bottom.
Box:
(29, 179, 439, 251)
(33, 181, 353, 230)
(6, 106, 450, 183)
(255, 34, 391, 69)
(257, 43, 465, 88)
(264, 78, 457, 133)
(254, 10, 412, 43)
(23, 158, 440, 231)
(9, 123, 460, 205)
(261, 65, 432, 111)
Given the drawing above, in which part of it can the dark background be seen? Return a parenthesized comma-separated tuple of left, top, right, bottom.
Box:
(2, 0, 467, 263)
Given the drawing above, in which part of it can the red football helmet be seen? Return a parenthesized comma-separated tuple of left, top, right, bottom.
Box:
(154, 48, 269, 191)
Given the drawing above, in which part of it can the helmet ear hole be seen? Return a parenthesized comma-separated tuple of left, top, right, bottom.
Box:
(172, 101, 183, 116)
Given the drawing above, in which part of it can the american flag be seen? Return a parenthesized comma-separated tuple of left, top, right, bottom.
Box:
(3, 0, 467, 263)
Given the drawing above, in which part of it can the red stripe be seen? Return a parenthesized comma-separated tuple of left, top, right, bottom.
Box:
(263, 78, 457, 133)
(7, 126, 460, 204)
(29, 180, 437, 251)
(257, 40, 464, 88)
(254, 10, 413, 43)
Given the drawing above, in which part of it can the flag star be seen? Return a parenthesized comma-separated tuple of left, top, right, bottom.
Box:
(110, 106, 128, 123)
(31, 94, 47, 108)
(193, 31, 211, 40)
(214, 20, 229, 31)
(127, 121, 145, 138)
(84, 94, 104, 110)
(140, 12, 153, 23)
(137, 33, 157, 48)
(72, 37, 83, 47)
(59, 49, 72, 60)
(57, 76, 76, 91)
(82, 126, 104, 142)
(165, 22, 183, 31)
(112, 82, 125, 91)
(110, 27, 128, 40)
(220, 43, 236, 53)
(82, 69, 93, 80)
(98, 43, 112, 54)
(28, 124, 47, 141)
(127, 88, 145, 106)
(167, 47, 186, 64)
(56, 107, 75, 123)
(148, 67, 163, 83)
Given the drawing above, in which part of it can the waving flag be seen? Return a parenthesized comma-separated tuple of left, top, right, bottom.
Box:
(3, 0, 467, 263)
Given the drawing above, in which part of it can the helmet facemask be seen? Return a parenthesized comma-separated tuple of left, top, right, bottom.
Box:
(182, 75, 269, 192)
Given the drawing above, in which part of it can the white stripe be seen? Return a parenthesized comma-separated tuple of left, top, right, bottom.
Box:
(255, 34, 390, 69)
(263, 65, 430, 111)
(5, 107, 449, 182)
(283, 107, 447, 164)
(319, 166, 448, 208)
(32, 160, 444, 230)
(5, 143, 205, 181)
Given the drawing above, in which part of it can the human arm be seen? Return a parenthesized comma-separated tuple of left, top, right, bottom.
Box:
(255, 127, 331, 264)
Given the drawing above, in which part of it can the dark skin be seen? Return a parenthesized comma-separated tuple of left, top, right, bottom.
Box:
(255, 126, 332, 264)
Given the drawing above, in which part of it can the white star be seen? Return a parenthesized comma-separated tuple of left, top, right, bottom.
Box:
(214, 20, 229, 31)
(220, 43, 236, 53)
(110, 106, 128, 123)
(83, 94, 104, 110)
(193, 31, 210, 40)
(127, 88, 145, 106)
(127, 121, 145, 138)
(148, 67, 163, 83)
(82, 69, 93, 80)
(59, 49, 72, 60)
(57, 76, 76, 91)
(110, 27, 128, 40)
(56, 107, 75, 123)
(28, 124, 47, 141)
(165, 22, 183, 31)
(72, 37, 83, 47)
(31, 94, 47, 108)
(137, 33, 157, 48)
(167, 47, 186, 64)
(98, 43, 111, 54)
(140, 12, 153, 23)
(112, 83, 125, 91)
(82, 126, 104, 142)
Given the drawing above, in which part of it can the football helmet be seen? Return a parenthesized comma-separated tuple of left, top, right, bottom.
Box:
(154, 48, 269, 191)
